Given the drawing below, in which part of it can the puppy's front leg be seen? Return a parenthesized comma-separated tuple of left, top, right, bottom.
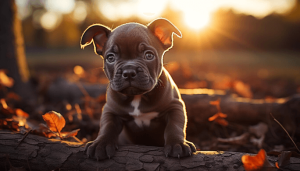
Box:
(164, 107, 196, 158)
(86, 111, 123, 160)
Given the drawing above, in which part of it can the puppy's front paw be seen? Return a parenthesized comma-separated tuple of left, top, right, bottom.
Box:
(164, 140, 196, 158)
(85, 139, 117, 161)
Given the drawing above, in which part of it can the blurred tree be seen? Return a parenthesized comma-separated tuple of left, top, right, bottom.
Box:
(0, 0, 34, 100)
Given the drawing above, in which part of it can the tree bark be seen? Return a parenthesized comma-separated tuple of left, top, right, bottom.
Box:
(0, 0, 34, 100)
(1, 131, 299, 171)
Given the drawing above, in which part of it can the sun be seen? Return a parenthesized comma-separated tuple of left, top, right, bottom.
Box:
(184, 11, 211, 30)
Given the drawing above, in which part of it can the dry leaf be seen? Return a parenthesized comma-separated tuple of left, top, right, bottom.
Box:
(0, 119, 19, 131)
(32, 123, 56, 138)
(215, 118, 229, 126)
(0, 70, 14, 88)
(15, 109, 29, 118)
(62, 129, 80, 139)
(208, 112, 227, 121)
(242, 149, 274, 171)
(42, 111, 65, 135)
(6, 92, 21, 101)
(208, 112, 228, 126)
(233, 80, 253, 98)
(276, 151, 292, 169)
(0, 98, 8, 109)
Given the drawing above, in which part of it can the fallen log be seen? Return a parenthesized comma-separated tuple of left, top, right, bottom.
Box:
(180, 89, 300, 124)
(1, 131, 299, 171)
(46, 79, 300, 128)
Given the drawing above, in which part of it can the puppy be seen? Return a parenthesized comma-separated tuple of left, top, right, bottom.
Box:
(80, 18, 196, 160)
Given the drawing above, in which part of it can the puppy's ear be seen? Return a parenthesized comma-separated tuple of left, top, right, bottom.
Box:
(148, 18, 182, 50)
(80, 24, 111, 56)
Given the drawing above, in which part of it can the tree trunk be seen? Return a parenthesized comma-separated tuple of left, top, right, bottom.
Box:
(0, 0, 33, 100)
(1, 131, 299, 171)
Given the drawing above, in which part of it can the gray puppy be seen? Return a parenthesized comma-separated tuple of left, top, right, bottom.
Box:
(81, 18, 196, 160)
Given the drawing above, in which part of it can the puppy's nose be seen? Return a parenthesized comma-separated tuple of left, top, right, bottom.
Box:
(122, 69, 137, 79)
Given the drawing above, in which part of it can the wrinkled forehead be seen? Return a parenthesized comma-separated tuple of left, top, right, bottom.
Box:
(105, 24, 153, 52)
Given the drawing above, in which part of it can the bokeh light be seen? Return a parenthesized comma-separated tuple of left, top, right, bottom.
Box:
(45, 0, 75, 14)
(72, 1, 87, 23)
(40, 11, 61, 30)
(16, 0, 297, 31)
(74, 65, 85, 76)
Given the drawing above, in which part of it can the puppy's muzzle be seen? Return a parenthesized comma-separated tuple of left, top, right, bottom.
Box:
(112, 64, 154, 95)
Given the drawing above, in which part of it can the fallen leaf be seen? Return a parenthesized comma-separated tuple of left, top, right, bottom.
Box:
(32, 123, 56, 138)
(276, 151, 292, 169)
(208, 112, 228, 126)
(6, 92, 21, 101)
(42, 111, 65, 136)
(0, 98, 8, 109)
(62, 129, 80, 139)
(0, 119, 19, 131)
(0, 70, 14, 88)
(208, 112, 227, 121)
(15, 109, 29, 118)
(215, 118, 229, 126)
(233, 80, 253, 98)
(242, 149, 274, 171)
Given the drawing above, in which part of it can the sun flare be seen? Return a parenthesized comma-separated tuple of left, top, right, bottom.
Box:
(184, 12, 211, 30)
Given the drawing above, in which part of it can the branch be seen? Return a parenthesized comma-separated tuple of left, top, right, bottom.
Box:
(1, 131, 299, 170)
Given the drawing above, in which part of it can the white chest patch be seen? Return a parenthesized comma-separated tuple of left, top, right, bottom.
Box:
(129, 95, 158, 127)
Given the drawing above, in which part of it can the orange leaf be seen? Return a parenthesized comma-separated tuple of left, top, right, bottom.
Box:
(215, 118, 228, 126)
(242, 149, 273, 171)
(61, 129, 80, 139)
(0, 70, 14, 87)
(0, 98, 8, 109)
(208, 112, 227, 121)
(275, 162, 279, 169)
(15, 109, 29, 118)
(42, 111, 65, 134)
(6, 92, 21, 101)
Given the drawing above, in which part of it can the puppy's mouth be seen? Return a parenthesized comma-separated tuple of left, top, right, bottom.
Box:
(110, 75, 155, 95)
(111, 78, 155, 95)
(120, 86, 146, 95)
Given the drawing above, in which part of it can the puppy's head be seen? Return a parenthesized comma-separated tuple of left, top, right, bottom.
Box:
(80, 18, 181, 96)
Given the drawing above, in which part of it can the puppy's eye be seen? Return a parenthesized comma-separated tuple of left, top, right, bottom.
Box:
(106, 54, 115, 63)
(145, 52, 155, 60)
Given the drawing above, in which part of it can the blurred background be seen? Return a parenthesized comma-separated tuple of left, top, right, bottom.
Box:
(16, 0, 300, 99)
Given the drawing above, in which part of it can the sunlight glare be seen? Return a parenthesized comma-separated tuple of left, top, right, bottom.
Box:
(184, 11, 211, 30)
(171, 0, 215, 30)
(218, 0, 296, 18)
